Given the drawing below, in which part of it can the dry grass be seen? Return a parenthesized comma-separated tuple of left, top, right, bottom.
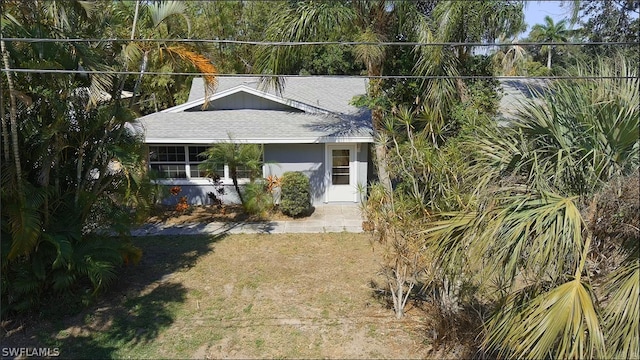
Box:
(2, 233, 438, 359)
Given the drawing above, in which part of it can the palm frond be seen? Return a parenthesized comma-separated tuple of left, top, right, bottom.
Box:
(85, 63, 115, 109)
(354, 28, 385, 70)
(485, 278, 605, 359)
(5, 186, 47, 259)
(164, 45, 217, 107)
(149, 0, 190, 35)
(602, 259, 639, 359)
(254, 1, 355, 93)
(490, 191, 585, 285)
(42, 233, 73, 269)
(414, 20, 459, 116)
(51, 269, 77, 291)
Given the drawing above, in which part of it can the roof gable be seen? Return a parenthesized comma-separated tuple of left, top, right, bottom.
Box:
(163, 85, 329, 114)
(184, 77, 367, 115)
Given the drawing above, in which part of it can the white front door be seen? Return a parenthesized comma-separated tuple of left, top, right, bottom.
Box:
(326, 144, 357, 202)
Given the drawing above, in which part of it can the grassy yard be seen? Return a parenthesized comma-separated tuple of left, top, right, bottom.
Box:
(2, 233, 439, 359)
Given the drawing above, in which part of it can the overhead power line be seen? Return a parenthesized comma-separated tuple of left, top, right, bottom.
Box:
(1, 37, 638, 47)
(1, 68, 636, 80)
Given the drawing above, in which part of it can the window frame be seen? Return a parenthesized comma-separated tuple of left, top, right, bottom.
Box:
(148, 145, 188, 179)
(148, 144, 264, 185)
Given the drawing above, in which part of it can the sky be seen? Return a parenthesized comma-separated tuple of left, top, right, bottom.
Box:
(523, 1, 575, 36)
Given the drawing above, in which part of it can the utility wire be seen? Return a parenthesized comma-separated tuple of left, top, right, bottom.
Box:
(1, 68, 637, 79)
(1, 37, 638, 47)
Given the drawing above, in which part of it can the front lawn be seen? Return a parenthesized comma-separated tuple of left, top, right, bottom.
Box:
(2, 233, 439, 359)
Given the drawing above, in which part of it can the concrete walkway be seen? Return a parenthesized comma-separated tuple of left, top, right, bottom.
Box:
(131, 205, 364, 236)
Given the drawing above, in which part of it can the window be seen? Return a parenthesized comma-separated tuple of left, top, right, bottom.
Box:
(188, 146, 223, 178)
(235, 165, 253, 179)
(148, 145, 262, 182)
(149, 146, 187, 178)
(331, 149, 350, 185)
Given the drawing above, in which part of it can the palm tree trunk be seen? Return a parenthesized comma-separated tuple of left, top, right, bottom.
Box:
(131, 0, 140, 40)
(368, 63, 392, 193)
(547, 49, 552, 69)
(1, 39, 23, 193)
(130, 50, 149, 108)
(230, 167, 245, 205)
(1, 78, 10, 162)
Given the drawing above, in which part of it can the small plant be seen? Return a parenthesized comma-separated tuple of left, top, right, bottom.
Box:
(280, 171, 311, 217)
(199, 140, 263, 206)
(175, 196, 189, 212)
(169, 186, 188, 212)
(206, 174, 225, 206)
(265, 175, 281, 194)
(242, 181, 274, 217)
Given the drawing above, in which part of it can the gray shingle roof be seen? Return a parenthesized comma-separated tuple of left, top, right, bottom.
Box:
(139, 76, 373, 143)
(187, 76, 367, 115)
(138, 109, 373, 143)
(497, 79, 549, 122)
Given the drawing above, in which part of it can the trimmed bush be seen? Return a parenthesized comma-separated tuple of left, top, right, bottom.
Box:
(280, 172, 311, 217)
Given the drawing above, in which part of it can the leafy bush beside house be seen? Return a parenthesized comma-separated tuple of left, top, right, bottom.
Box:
(279, 172, 311, 217)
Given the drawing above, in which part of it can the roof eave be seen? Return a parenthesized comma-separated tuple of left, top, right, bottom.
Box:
(144, 136, 374, 144)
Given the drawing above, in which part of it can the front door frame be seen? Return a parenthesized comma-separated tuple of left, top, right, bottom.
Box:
(324, 143, 358, 203)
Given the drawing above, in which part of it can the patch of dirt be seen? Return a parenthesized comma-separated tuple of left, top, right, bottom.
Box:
(146, 204, 294, 225)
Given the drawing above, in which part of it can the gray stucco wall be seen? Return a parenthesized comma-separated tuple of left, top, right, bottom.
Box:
(198, 91, 301, 111)
(157, 143, 369, 206)
(356, 143, 368, 202)
(158, 183, 243, 206)
(263, 143, 326, 204)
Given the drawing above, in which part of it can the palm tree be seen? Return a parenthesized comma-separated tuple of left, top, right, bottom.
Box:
(199, 142, 263, 206)
(1, 1, 151, 311)
(529, 15, 572, 69)
(255, 0, 418, 192)
(415, 1, 525, 105)
(256, 1, 529, 190)
(492, 35, 528, 75)
(422, 56, 639, 358)
(115, 0, 218, 109)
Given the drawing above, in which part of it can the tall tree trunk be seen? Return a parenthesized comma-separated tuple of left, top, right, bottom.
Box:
(368, 63, 392, 193)
(130, 50, 149, 108)
(547, 48, 552, 69)
(1, 39, 23, 193)
(131, 0, 140, 40)
(230, 167, 245, 205)
(1, 78, 10, 162)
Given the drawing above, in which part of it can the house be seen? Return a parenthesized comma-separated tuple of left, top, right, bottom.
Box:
(496, 78, 548, 126)
(136, 77, 373, 205)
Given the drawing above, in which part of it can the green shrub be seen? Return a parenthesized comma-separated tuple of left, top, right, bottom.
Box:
(243, 181, 274, 218)
(280, 172, 311, 217)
